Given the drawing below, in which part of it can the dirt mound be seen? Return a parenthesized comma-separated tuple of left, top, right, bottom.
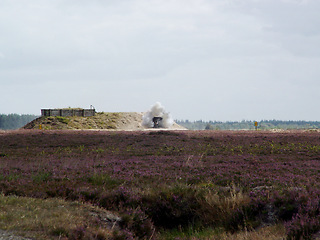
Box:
(23, 112, 186, 131)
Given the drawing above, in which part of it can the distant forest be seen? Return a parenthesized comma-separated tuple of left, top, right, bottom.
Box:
(0, 114, 38, 130)
(176, 120, 320, 130)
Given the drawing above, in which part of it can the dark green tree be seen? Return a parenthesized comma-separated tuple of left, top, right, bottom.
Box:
(0, 114, 38, 130)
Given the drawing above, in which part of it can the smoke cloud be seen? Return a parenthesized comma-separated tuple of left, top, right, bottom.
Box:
(142, 102, 174, 128)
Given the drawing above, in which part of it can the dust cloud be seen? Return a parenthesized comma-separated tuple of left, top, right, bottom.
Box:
(142, 102, 174, 128)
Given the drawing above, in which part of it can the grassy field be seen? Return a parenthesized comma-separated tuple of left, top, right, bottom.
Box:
(0, 129, 320, 239)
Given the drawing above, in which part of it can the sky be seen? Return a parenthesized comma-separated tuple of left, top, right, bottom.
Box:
(1, 0, 320, 121)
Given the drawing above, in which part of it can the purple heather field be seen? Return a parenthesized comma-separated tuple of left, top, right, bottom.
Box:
(0, 129, 320, 239)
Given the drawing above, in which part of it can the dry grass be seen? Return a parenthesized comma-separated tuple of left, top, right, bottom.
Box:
(196, 185, 286, 239)
(159, 224, 286, 239)
(0, 194, 115, 239)
(199, 184, 251, 225)
(212, 184, 250, 211)
(158, 184, 287, 239)
(211, 224, 286, 240)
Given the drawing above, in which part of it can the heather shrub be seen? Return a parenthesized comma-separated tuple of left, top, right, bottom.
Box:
(249, 188, 304, 225)
(286, 214, 320, 240)
(87, 173, 123, 188)
(45, 185, 77, 199)
(50, 226, 68, 237)
(32, 171, 53, 183)
(99, 187, 140, 210)
(68, 225, 110, 240)
(286, 197, 320, 239)
(112, 229, 135, 240)
(142, 185, 202, 229)
(79, 189, 101, 202)
(224, 204, 261, 232)
(119, 208, 155, 239)
(68, 225, 86, 240)
(271, 190, 301, 221)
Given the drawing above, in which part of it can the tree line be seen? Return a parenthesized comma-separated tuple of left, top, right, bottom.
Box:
(0, 114, 38, 130)
(1, 113, 320, 130)
(176, 119, 320, 130)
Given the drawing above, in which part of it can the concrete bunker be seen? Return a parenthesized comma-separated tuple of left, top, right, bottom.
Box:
(41, 108, 95, 117)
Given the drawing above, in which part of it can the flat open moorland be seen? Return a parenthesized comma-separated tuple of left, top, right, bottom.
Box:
(0, 129, 320, 239)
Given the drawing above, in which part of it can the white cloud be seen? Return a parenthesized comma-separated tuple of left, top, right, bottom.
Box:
(0, 0, 319, 120)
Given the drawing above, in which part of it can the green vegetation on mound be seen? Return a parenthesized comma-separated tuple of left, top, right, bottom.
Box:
(23, 112, 131, 130)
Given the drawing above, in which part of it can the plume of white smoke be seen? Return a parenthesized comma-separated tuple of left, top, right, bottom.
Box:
(142, 102, 174, 128)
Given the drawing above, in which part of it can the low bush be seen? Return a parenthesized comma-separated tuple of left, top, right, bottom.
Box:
(87, 173, 123, 188)
(286, 196, 320, 239)
(286, 214, 320, 240)
(142, 185, 202, 229)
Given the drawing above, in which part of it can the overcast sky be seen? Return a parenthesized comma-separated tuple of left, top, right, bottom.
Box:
(1, 0, 319, 121)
